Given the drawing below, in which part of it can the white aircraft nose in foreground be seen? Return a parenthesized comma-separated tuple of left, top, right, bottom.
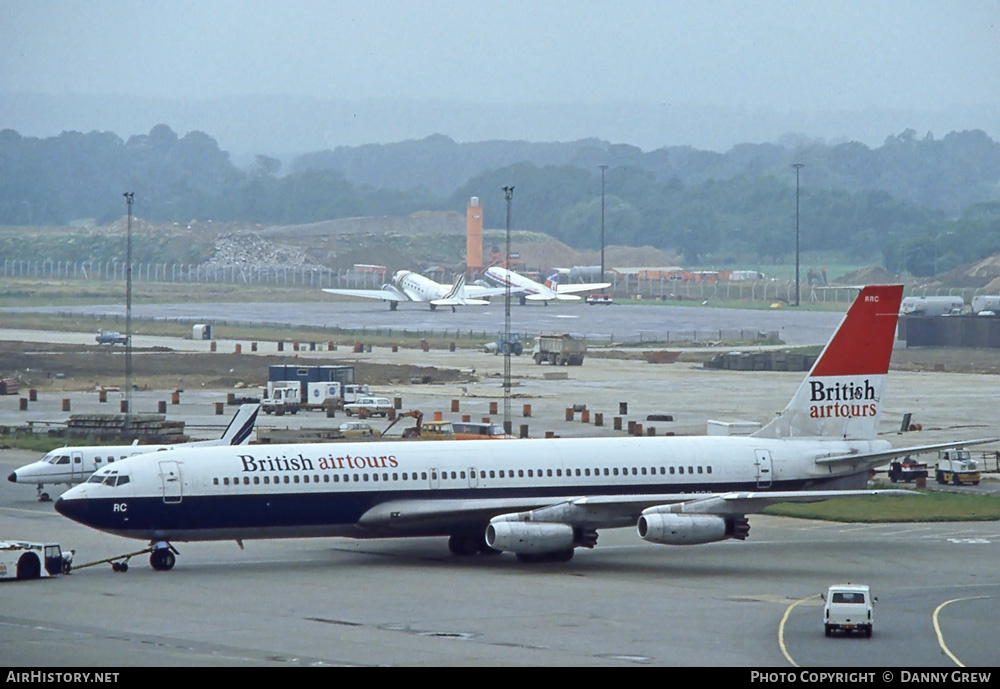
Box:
(323, 270, 506, 311)
(8, 404, 259, 502)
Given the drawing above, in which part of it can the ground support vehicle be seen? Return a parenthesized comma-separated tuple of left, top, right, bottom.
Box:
(823, 584, 875, 637)
(532, 334, 586, 366)
(936, 449, 981, 485)
(493, 333, 523, 356)
(95, 330, 128, 345)
(585, 293, 613, 305)
(0, 541, 72, 580)
(380, 411, 458, 440)
(451, 421, 514, 439)
(887, 457, 928, 483)
(343, 396, 394, 418)
(260, 383, 301, 415)
(337, 421, 376, 438)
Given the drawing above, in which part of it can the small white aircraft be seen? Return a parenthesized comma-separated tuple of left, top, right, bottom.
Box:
(54, 285, 996, 571)
(482, 266, 611, 304)
(8, 403, 259, 502)
(323, 270, 507, 311)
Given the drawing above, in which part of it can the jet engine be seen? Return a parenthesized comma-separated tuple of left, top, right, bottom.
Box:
(485, 521, 575, 554)
(637, 513, 750, 545)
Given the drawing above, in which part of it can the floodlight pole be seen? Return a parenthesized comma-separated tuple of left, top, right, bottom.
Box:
(123, 192, 134, 425)
(599, 165, 608, 282)
(502, 185, 514, 435)
(792, 163, 804, 307)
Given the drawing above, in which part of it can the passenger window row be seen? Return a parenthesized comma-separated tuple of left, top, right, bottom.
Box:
(211, 465, 712, 487)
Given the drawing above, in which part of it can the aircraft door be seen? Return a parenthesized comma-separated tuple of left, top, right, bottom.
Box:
(428, 468, 440, 489)
(158, 460, 183, 504)
(754, 450, 773, 488)
(468, 467, 479, 488)
(71, 450, 84, 482)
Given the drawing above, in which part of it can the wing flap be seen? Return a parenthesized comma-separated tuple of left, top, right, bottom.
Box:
(357, 488, 917, 535)
(572, 489, 914, 519)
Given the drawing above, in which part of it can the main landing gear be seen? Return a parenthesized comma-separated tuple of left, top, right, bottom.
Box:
(447, 532, 501, 557)
(149, 543, 179, 571)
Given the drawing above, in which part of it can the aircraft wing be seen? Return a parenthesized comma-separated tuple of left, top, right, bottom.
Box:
(430, 297, 490, 307)
(464, 285, 512, 299)
(814, 438, 999, 468)
(357, 496, 565, 533)
(556, 282, 612, 295)
(525, 292, 570, 301)
(355, 488, 915, 535)
(322, 287, 410, 303)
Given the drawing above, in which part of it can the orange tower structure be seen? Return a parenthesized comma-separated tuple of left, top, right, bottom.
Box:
(466, 196, 483, 275)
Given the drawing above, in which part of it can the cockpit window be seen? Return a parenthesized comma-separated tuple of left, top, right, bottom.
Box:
(54, 456, 70, 465)
(87, 471, 129, 487)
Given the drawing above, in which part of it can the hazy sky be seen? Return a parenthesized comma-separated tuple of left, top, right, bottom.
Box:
(2, 1, 998, 151)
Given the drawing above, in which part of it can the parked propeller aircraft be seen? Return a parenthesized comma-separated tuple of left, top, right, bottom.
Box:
(9, 404, 259, 502)
(482, 266, 611, 304)
(54, 286, 996, 571)
(323, 270, 507, 311)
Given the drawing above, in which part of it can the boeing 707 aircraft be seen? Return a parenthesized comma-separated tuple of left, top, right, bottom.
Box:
(55, 286, 995, 571)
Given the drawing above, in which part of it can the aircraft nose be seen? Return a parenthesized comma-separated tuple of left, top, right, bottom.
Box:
(54, 496, 67, 516)
(7, 472, 16, 483)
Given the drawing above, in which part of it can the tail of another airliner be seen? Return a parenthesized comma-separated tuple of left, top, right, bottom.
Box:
(190, 403, 259, 448)
(752, 284, 903, 440)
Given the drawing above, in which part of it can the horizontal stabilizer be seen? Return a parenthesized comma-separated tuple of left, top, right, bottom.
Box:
(556, 282, 612, 295)
(815, 437, 999, 467)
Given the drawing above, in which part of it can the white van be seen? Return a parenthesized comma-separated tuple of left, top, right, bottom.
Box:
(823, 584, 875, 637)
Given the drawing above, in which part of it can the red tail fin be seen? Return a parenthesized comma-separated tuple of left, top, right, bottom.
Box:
(753, 285, 903, 440)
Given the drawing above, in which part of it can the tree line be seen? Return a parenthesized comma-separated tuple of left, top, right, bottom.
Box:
(2, 125, 999, 277)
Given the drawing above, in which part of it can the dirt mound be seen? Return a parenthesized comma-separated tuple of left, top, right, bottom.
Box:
(834, 266, 899, 284)
(507, 241, 678, 272)
(260, 211, 465, 238)
(0, 341, 470, 393)
(938, 254, 1000, 288)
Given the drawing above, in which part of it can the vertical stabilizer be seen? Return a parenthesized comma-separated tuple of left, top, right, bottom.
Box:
(444, 274, 468, 301)
(206, 403, 259, 446)
(752, 285, 903, 440)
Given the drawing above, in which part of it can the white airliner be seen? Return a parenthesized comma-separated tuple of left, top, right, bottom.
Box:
(9, 404, 259, 502)
(482, 266, 611, 304)
(323, 270, 507, 311)
(54, 286, 995, 572)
